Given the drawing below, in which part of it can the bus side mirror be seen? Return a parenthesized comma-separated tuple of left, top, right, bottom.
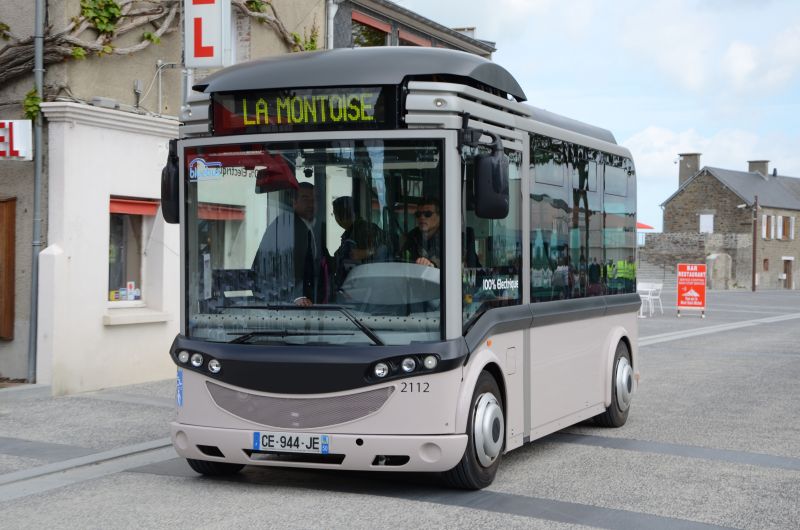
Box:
(474, 133, 509, 219)
(161, 138, 180, 224)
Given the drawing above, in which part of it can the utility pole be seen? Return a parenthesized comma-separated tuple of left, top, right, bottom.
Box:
(752, 195, 759, 292)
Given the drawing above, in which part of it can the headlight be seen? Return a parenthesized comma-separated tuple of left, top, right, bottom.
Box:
(423, 355, 438, 370)
(208, 359, 221, 374)
(177, 350, 190, 364)
(374, 362, 389, 378)
(190, 353, 204, 367)
(401, 357, 416, 373)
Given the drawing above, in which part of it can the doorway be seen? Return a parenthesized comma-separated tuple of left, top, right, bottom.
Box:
(784, 259, 793, 289)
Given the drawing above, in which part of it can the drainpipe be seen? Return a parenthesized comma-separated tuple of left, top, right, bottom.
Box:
(326, 0, 340, 50)
(752, 196, 758, 292)
(28, 0, 46, 382)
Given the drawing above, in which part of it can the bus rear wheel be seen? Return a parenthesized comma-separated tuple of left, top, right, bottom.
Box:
(443, 370, 504, 490)
(186, 458, 245, 476)
(595, 341, 632, 428)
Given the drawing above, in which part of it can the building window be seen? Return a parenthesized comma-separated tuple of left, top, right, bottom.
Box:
(699, 214, 714, 234)
(108, 198, 159, 303)
(762, 214, 772, 239)
(763, 259, 769, 271)
(782, 216, 792, 240)
(352, 12, 390, 47)
(398, 29, 431, 47)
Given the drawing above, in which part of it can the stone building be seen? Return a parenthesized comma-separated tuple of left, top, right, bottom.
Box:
(643, 153, 800, 290)
(0, 0, 492, 392)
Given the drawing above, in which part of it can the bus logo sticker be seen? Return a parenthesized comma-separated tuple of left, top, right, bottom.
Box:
(176, 368, 184, 407)
(188, 158, 223, 181)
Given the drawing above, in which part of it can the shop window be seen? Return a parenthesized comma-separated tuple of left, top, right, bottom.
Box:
(399, 29, 431, 47)
(352, 12, 390, 47)
(108, 198, 158, 304)
(0, 198, 15, 340)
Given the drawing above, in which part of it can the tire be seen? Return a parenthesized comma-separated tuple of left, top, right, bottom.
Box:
(595, 341, 633, 428)
(443, 371, 504, 490)
(186, 458, 245, 476)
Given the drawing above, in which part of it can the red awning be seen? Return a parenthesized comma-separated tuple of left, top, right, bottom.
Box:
(636, 222, 654, 230)
(110, 198, 159, 216)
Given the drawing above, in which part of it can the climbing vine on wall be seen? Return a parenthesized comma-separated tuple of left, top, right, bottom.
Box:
(0, 0, 318, 88)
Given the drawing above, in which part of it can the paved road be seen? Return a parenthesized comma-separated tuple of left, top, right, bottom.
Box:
(1, 290, 799, 529)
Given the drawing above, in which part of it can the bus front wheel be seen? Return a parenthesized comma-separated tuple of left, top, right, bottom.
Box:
(443, 370, 504, 490)
(186, 458, 245, 476)
(595, 341, 632, 428)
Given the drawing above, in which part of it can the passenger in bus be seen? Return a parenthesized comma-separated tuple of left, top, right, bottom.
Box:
(401, 197, 442, 268)
(252, 182, 331, 306)
(331, 196, 386, 287)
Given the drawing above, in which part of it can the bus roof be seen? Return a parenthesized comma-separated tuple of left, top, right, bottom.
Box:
(193, 47, 527, 102)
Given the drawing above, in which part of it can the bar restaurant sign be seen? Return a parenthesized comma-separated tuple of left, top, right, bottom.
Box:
(0, 120, 32, 161)
(184, 0, 232, 68)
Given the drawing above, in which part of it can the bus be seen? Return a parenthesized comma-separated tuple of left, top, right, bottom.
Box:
(161, 47, 639, 489)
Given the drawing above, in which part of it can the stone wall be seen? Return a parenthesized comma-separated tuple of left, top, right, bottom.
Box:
(640, 232, 754, 289)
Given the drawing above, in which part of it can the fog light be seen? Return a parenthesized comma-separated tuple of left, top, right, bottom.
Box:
(208, 359, 221, 374)
(374, 362, 389, 378)
(190, 353, 204, 367)
(423, 355, 438, 370)
(401, 357, 416, 372)
(177, 350, 190, 364)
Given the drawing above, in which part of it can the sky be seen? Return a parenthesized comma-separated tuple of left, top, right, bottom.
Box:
(395, 0, 800, 231)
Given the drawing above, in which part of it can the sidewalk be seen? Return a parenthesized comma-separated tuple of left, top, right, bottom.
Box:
(0, 379, 176, 478)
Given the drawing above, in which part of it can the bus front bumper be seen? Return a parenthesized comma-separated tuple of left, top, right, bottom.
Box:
(171, 422, 468, 472)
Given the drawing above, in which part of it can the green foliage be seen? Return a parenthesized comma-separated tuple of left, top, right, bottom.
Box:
(23, 88, 41, 120)
(100, 44, 114, 56)
(71, 47, 87, 59)
(247, 0, 269, 24)
(246, 0, 269, 13)
(80, 0, 122, 35)
(0, 21, 10, 41)
(292, 24, 319, 52)
(142, 31, 160, 45)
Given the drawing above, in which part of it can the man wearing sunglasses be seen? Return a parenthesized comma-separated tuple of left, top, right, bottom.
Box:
(401, 197, 442, 268)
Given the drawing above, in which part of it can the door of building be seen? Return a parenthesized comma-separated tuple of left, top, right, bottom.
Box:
(784, 260, 793, 289)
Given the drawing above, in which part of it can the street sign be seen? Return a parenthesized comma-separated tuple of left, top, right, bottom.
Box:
(184, 0, 232, 68)
(0, 120, 32, 161)
(677, 263, 707, 318)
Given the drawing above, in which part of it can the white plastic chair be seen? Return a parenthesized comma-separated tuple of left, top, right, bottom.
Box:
(649, 283, 664, 315)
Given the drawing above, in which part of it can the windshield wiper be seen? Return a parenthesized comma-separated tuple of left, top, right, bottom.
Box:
(223, 304, 384, 346)
(229, 330, 354, 344)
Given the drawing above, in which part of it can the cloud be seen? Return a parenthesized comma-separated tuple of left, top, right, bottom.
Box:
(619, 3, 716, 92)
(722, 41, 758, 89)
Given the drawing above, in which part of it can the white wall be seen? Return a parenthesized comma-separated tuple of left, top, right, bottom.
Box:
(39, 102, 180, 395)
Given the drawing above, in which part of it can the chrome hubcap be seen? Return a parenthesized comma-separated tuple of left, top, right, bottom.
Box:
(615, 356, 633, 411)
(473, 393, 504, 467)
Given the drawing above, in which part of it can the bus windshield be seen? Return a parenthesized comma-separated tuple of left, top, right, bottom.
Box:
(184, 138, 444, 346)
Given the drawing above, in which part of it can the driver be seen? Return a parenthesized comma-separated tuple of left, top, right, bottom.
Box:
(401, 197, 441, 268)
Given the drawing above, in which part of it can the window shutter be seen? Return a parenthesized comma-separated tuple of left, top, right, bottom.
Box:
(762, 215, 767, 239)
(791, 217, 796, 240)
(772, 216, 777, 240)
(777, 216, 783, 239)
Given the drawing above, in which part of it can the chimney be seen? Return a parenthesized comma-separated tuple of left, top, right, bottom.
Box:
(748, 160, 769, 176)
(678, 153, 701, 187)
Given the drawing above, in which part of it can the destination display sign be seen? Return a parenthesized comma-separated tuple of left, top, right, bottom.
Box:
(212, 86, 397, 135)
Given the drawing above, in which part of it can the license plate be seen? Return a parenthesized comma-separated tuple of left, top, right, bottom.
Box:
(252, 431, 329, 454)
